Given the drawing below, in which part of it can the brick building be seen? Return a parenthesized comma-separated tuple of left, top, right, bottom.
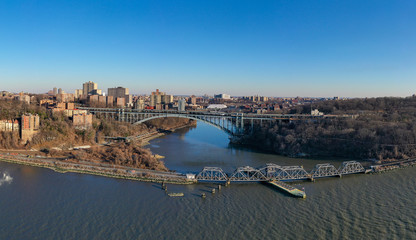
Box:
(72, 113, 93, 129)
(0, 120, 20, 132)
(20, 114, 40, 143)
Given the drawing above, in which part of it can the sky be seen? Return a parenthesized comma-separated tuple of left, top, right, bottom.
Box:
(0, 0, 415, 97)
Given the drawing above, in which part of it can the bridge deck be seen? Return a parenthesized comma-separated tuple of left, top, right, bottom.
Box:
(195, 161, 365, 183)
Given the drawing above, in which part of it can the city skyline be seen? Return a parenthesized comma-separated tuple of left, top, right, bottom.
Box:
(1, 0, 415, 97)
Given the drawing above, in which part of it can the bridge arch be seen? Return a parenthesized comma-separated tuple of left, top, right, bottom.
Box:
(132, 114, 234, 135)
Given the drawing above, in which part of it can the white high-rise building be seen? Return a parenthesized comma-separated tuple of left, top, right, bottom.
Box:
(178, 99, 186, 112)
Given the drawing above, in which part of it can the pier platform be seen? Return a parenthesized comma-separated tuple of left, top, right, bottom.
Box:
(268, 180, 306, 198)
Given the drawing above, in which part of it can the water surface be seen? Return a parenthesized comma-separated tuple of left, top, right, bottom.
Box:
(0, 122, 415, 239)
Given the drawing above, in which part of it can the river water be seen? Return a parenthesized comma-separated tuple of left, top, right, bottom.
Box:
(1, 122, 415, 239)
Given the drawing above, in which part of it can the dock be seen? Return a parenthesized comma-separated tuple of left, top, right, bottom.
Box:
(268, 180, 306, 198)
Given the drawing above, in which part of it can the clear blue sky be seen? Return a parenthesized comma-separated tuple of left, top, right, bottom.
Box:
(0, 0, 415, 97)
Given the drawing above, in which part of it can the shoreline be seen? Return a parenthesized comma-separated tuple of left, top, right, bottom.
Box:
(0, 154, 195, 185)
(0, 122, 198, 185)
(139, 122, 196, 146)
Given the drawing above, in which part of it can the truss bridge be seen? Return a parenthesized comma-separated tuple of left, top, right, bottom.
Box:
(195, 161, 365, 182)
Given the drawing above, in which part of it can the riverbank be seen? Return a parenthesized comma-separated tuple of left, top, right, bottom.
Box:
(370, 158, 416, 173)
(139, 121, 197, 146)
(0, 120, 198, 184)
(0, 153, 195, 184)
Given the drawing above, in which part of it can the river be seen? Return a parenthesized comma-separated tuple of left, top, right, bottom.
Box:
(0, 122, 415, 239)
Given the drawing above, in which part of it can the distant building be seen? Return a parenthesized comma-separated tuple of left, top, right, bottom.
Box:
(88, 95, 99, 103)
(188, 95, 197, 105)
(56, 93, 74, 103)
(178, 99, 186, 112)
(98, 95, 107, 104)
(75, 89, 83, 99)
(106, 96, 114, 107)
(150, 89, 173, 108)
(83, 81, 101, 96)
(15, 94, 30, 104)
(207, 104, 227, 110)
(90, 89, 102, 95)
(108, 87, 132, 106)
(58, 88, 63, 94)
(53, 87, 58, 95)
(311, 109, 324, 116)
(115, 97, 125, 107)
(134, 99, 145, 110)
(249, 95, 268, 102)
(214, 93, 231, 100)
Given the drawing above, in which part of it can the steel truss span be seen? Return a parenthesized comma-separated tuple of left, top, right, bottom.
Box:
(310, 163, 340, 178)
(196, 167, 228, 181)
(196, 161, 365, 182)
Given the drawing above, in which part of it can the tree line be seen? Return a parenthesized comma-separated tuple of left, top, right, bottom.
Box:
(239, 96, 416, 161)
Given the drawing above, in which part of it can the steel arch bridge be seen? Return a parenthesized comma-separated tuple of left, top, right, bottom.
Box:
(80, 107, 353, 136)
(80, 107, 279, 136)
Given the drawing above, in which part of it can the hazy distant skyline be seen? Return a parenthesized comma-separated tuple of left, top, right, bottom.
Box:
(1, 0, 415, 97)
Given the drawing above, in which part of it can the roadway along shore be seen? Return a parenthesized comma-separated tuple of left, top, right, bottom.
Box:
(0, 153, 195, 185)
(0, 122, 198, 184)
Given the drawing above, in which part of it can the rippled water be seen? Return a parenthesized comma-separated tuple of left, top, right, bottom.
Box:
(1, 122, 415, 239)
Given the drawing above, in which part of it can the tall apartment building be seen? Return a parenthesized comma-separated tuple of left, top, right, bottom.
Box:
(214, 93, 231, 100)
(178, 99, 186, 112)
(75, 89, 83, 99)
(149, 89, 173, 107)
(20, 114, 40, 143)
(134, 99, 145, 110)
(188, 95, 197, 105)
(108, 87, 132, 106)
(250, 96, 268, 102)
(83, 81, 102, 96)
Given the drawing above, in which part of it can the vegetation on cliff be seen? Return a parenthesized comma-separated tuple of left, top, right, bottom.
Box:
(240, 96, 416, 161)
(67, 142, 168, 171)
(0, 98, 195, 171)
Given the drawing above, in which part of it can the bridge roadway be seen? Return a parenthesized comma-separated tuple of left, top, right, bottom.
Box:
(79, 107, 355, 136)
(195, 161, 365, 182)
(79, 107, 353, 120)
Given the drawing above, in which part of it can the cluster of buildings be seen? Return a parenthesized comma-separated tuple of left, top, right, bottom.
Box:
(0, 114, 40, 143)
(1, 91, 35, 105)
(74, 81, 133, 108)
(0, 81, 348, 146)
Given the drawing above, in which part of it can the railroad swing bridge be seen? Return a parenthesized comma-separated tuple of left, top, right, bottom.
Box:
(195, 161, 365, 182)
(80, 107, 352, 136)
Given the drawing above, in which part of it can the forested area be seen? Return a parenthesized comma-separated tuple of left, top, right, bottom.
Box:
(240, 96, 416, 161)
(68, 142, 168, 171)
